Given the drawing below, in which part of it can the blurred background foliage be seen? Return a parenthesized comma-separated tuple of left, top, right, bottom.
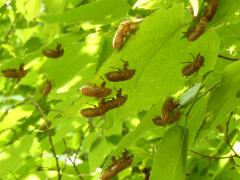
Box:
(0, 0, 240, 179)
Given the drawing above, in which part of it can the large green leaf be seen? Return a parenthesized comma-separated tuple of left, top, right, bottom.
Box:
(187, 97, 207, 146)
(101, 100, 162, 170)
(42, 0, 130, 24)
(97, 3, 219, 119)
(0, 0, 5, 7)
(0, 135, 34, 177)
(150, 126, 188, 180)
(206, 61, 240, 127)
(210, 0, 240, 27)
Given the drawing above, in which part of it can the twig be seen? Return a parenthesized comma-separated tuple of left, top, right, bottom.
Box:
(225, 112, 240, 157)
(218, 54, 240, 61)
(74, 126, 90, 163)
(190, 150, 235, 159)
(0, 16, 16, 55)
(62, 139, 84, 180)
(30, 99, 62, 180)
(0, 101, 26, 122)
(185, 81, 220, 121)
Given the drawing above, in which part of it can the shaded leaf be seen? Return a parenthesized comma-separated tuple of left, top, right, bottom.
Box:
(150, 126, 188, 180)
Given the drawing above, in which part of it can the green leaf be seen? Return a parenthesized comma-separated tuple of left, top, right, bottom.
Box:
(89, 137, 114, 172)
(42, 0, 130, 24)
(150, 126, 188, 180)
(187, 97, 207, 146)
(206, 61, 240, 127)
(211, 0, 240, 26)
(101, 100, 160, 170)
(97, 3, 220, 119)
(0, 135, 34, 177)
(0, 0, 5, 8)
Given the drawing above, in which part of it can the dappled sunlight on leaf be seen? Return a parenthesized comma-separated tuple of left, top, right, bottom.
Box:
(0, 0, 240, 179)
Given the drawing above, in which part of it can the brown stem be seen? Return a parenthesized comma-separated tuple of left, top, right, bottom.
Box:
(0, 101, 26, 122)
(74, 126, 90, 163)
(31, 99, 62, 180)
(225, 112, 240, 157)
(62, 139, 84, 180)
(185, 81, 220, 121)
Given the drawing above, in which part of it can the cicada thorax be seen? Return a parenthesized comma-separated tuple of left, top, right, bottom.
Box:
(182, 53, 204, 76)
(100, 150, 133, 180)
(42, 43, 64, 58)
(41, 80, 53, 97)
(186, 16, 208, 41)
(204, 0, 218, 21)
(80, 81, 112, 98)
(2, 63, 27, 78)
(105, 61, 136, 82)
(152, 97, 180, 126)
(112, 20, 137, 49)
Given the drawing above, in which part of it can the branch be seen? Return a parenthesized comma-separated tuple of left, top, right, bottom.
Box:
(218, 54, 240, 61)
(63, 139, 84, 180)
(0, 101, 26, 122)
(185, 82, 220, 121)
(74, 126, 90, 163)
(190, 150, 235, 159)
(30, 99, 62, 180)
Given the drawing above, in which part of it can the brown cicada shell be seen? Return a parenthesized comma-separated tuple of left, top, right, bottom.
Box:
(182, 53, 204, 76)
(2, 63, 27, 78)
(100, 88, 127, 111)
(41, 80, 53, 97)
(105, 60, 135, 82)
(113, 20, 137, 49)
(152, 97, 180, 126)
(204, 0, 218, 21)
(42, 44, 64, 58)
(100, 150, 133, 180)
(186, 16, 208, 41)
(80, 81, 112, 98)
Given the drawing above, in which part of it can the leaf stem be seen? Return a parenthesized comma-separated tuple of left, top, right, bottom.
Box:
(218, 54, 240, 61)
(190, 150, 235, 159)
(31, 99, 62, 180)
(225, 112, 240, 157)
